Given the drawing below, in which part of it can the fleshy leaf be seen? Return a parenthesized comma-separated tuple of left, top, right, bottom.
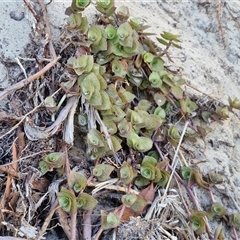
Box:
(207, 202, 226, 220)
(121, 193, 138, 207)
(130, 194, 148, 213)
(96, 0, 116, 16)
(44, 96, 57, 114)
(228, 213, 240, 228)
(116, 6, 130, 20)
(228, 96, 240, 110)
(167, 125, 180, 146)
(180, 166, 191, 180)
(216, 106, 229, 119)
(105, 25, 117, 40)
(134, 176, 150, 188)
(118, 119, 132, 138)
(154, 93, 166, 107)
(87, 129, 105, 147)
(39, 161, 50, 175)
(68, 171, 87, 193)
(88, 25, 102, 45)
(156, 169, 170, 187)
(208, 170, 223, 185)
(92, 164, 115, 181)
(119, 161, 137, 184)
(76, 193, 98, 210)
(140, 162, 156, 180)
(101, 211, 120, 230)
(190, 211, 206, 235)
(149, 72, 162, 88)
(127, 132, 153, 152)
(102, 120, 117, 135)
(142, 156, 157, 166)
(171, 85, 183, 99)
(73, 55, 94, 75)
(57, 187, 77, 213)
(112, 59, 127, 77)
(43, 152, 65, 169)
(149, 57, 164, 72)
(161, 31, 181, 42)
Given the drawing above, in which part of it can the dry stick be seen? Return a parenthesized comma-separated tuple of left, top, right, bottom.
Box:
(83, 210, 93, 240)
(217, 0, 226, 48)
(0, 0, 60, 102)
(163, 121, 189, 198)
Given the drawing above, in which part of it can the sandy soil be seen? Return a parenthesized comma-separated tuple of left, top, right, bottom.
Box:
(1, 0, 240, 239)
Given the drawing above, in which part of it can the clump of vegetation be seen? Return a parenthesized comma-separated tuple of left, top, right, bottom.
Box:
(35, 0, 240, 239)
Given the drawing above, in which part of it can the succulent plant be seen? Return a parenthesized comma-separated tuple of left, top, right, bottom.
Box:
(207, 202, 226, 220)
(68, 171, 87, 193)
(190, 211, 206, 235)
(101, 211, 120, 230)
(57, 187, 77, 213)
(92, 164, 115, 181)
(118, 161, 137, 184)
(76, 192, 98, 210)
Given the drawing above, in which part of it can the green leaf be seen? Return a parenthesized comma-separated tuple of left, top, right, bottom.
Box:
(94, 91, 112, 110)
(161, 31, 181, 42)
(118, 119, 132, 138)
(127, 132, 153, 152)
(43, 152, 65, 169)
(156, 37, 168, 46)
(140, 162, 156, 180)
(134, 176, 150, 188)
(171, 85, 183, 99)
(57, 187, 77, 213)
(78, 114, 87, 126)
(105, 25, 117, 39)
(153, 107, 166, 119)
(39, 161, 50, 175)
(77, 193, 98, 210)
(216, 106, 229, 119)
(93, 164, 115, 181)
(190, 211, 206, 235)
(117, 22, 134, 47)
(153, 93, 166, 107)
(156, 169, 170, 187)
(102, 120, 117, 135)
(228, 96, 240, 110)
(87, 129, 105, 147)
(112, 59, 127, 77)
(116, 6, 130, 20)
(88, 25, 102, 45)
(96, 0, 116, 16)
(228, 213, 240, 228)
(149, 57, 164, 72)
(73, 0, 91, 11)
(149, 72, 162, 88)
(73, 55, 94, 75)
(101, 211, 120, 230)
(180, 166, 191, 180)
(207, 202, 226, 220)
(121, 193, 138, 207)
(119, 161, 137, 184)
(208, 170, 223, 185)
(142, 156, 157, 166)
(68, 171, 87, 193)
(167, 125, 180, 146)
(143, 52, 154, 63)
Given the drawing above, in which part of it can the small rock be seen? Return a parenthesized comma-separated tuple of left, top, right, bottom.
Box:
(9, 11, 24, 21)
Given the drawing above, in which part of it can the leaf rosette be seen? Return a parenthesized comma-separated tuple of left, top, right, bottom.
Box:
(190, 211, 206, 235)
(119, 161, 137, 184)
(57, 187, 77, 213)
(127, 132, 153, 152)
(93, 164, 115, 181)
(101, 211, 120, 230)
(76, 193, 98, 210)
(68, 171, 87, 193)
(207, 202, 226, 220)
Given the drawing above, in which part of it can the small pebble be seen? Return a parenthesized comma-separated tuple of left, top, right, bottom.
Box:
(9, 11, 25, 21)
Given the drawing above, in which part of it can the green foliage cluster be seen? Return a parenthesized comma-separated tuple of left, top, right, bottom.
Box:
(39, 0, 240, 238)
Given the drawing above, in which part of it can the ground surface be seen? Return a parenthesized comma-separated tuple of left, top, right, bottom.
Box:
(1, 1, 240, 239)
